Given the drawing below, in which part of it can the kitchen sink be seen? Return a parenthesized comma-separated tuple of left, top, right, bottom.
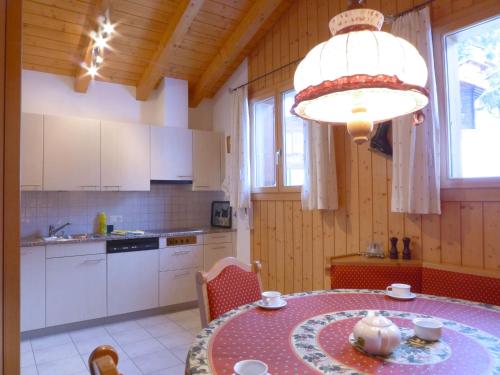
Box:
(42, 233, 94, 242)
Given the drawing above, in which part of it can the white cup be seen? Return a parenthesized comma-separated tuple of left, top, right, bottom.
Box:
(413, 318, 443, 341)
(234, 359, 268, 375)
(261, 291, 282, 306)
(386, 283, 411, 297)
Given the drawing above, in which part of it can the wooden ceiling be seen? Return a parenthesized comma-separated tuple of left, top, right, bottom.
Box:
(22, 0, 292, 106)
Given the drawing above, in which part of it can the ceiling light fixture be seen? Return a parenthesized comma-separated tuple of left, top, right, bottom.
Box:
(84, 10, 114, 80)
(292, 0, 429, 144)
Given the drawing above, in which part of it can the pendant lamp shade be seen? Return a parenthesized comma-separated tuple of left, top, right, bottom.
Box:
(292, 8, 429, 143)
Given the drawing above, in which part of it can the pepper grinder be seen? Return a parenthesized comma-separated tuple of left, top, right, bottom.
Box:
(402, 237, 411, 260)
(389, 237, 398, 259)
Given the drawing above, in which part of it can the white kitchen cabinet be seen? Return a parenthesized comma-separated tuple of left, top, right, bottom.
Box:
(150, 126, 192, 181)
(204, 242, 233, 270)
(43, 115, 100, 191)
(107, 250, 159, 315)
(160, 245, 203, 271)
(20, 113, 44, 191)
(101, 121, 150, 191)
(192, 130, 222, 191)
(159, 268, 198, 306)
(21, 246, 45, 332)
(46, 254, 107, 326)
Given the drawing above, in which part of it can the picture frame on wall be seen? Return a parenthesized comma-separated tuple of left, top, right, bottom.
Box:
(211, 201, 232, 228)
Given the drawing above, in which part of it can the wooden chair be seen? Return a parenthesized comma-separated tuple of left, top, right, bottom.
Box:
(89, 345, 120, 375)
(196, 257, 262, 328)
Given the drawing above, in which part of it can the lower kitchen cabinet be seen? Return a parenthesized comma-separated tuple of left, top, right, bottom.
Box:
(46, 254, 107, 327)
(204, 242, 233, 270)
(107, 250, 159, 315)
(21, 246, 46, 332)
(159, 268, 198, 306)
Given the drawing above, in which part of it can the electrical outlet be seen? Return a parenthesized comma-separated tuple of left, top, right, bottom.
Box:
(109, 215, 123, 224)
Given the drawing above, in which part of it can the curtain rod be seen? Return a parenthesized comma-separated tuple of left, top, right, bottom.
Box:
(229, 0, 435, 93)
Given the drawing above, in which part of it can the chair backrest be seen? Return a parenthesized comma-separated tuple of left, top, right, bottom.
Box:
(196, 257, 262, 327)
(89, 345, 120, 375)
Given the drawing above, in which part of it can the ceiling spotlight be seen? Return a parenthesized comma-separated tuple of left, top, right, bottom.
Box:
(87, 64, 98, 77)
(93, 33, 107, 49)
(95, 55, 104, 65)
(103, 21, 115, 35)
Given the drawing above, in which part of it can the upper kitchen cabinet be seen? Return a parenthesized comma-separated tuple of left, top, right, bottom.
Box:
(20, 113, 44, 191)
(193, 130, 222, 191)
(101, 121, 150, 191)
(150, 126, 192, 181)
(43, 115, 100, 191)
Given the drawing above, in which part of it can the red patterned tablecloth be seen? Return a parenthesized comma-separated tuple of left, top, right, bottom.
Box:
(187, 290, 500, 375)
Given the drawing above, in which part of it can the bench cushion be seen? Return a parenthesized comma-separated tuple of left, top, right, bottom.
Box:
(330, 265, 422, 292)
(421, 267, 500, 306)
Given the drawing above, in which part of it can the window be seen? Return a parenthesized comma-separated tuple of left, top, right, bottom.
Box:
(444, 16, 500, 181)
(251, 88, 305, 192)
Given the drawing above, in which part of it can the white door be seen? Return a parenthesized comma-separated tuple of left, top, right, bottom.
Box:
(192, 130, 222, 191)
(43, 115, 100, 191)
(21, 246, 45, 331)
(107, 250, 159, 315)
(150, 126, 192, 181)
(101, 121, 150, 191)
(46, 254, 107, 326)
(20, 113, 44, 191)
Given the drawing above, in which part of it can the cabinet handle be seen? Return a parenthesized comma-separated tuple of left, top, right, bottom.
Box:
(80, 185, 99, 190)
(209, 246, 226, 250)
(82, 259, 105, 265)
(21, 251, 33, 256)
(174, 271, 190, 279)
(195, 185, 209, 188)
(173, 250, 191, 256)
(177, 175, 193, 178)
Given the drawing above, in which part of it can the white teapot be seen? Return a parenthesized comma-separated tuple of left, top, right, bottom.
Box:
(352, 311, 401, 356)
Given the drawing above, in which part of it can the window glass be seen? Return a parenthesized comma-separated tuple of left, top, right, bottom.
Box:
(282, 90, 305, 186)
(445, 17, 500, 178)
(252, 97, 276, 188)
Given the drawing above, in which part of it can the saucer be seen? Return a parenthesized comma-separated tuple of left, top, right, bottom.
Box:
(256, 299, 287, 310)
(386, 291, 416, 300)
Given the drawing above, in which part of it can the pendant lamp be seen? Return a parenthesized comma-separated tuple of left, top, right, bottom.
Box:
(292, 0, 429, 144)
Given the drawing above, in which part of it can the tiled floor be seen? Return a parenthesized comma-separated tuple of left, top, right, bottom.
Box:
(21, 308, 202, 375)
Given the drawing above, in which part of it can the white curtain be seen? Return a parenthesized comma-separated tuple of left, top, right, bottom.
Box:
(301, 121, 339, 210)
(391, 7, 441, 214)
(223, 85, 252, 227)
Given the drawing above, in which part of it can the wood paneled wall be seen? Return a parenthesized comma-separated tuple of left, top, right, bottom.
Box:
(248, 0, 500, 293)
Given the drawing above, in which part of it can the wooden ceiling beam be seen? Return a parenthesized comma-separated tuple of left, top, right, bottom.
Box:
(74, 0, 111, 93)
(135, 0, 205, 101)
(189, 0, 292, 107)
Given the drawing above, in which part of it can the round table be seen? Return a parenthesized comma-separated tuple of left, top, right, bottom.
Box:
(187, 290, 500, 375)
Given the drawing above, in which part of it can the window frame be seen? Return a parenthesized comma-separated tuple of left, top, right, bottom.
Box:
(250, 83, 303, 193)
(434, 8, 500, 189)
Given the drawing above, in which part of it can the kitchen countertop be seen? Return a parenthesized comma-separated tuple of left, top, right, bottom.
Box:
(20, 226, 235, 247)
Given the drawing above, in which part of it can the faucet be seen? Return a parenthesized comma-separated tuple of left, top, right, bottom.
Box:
(48, 222, 71, 237)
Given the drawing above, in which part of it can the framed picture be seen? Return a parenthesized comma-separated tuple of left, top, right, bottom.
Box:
(211, 201, 232, 228)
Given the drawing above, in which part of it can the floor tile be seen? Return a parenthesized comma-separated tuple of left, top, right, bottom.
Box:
(157, 331, 195, 349)
(144, 321, 184, 338)
(166, 310, 196, 323)
(106, 319, 141, 334)
(31, 333, 72, 351)
(73, 333, 118, 356)
(21, 349, 36, 368)
(34, 342, 80, 365)
(117, 359, 142, 375)
(20, 365, 38, 375)
(111, 327, 152, 346)
(120, 337, 165, 358)
(70, 327, 109, 343)
(21, 340, 32, 354)
(170, 343, 190, 362)
(136, 314, 171, 328)
(132, 349, 181, 374)
(36, 355, 87, 375)
(147, 364, 186, 375)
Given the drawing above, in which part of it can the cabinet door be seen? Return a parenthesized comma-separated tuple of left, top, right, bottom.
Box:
(46, 254, 107, 326)
(43, 115, 100, 191)
(101, 121, 150, 191)
(159, 245, 203, 271)
(204, 242, 233, 270)
(20, 113, 44, 191)
(150, 126, 192, 181)
(21, 246, 45, 332)
(192, 131, 222, 191)
(107, 251, 159, 316)
(159, 268, 198, 306)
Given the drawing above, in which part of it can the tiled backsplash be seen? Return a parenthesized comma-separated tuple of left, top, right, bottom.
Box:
(21, 184, 224, 238)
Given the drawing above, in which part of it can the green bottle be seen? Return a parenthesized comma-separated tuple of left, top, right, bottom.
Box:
(98, 212, 107, 235)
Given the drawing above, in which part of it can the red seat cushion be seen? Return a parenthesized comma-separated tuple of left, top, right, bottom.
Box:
(330, 265, 422, 292)
(207, 265, 261, 321)
(421, 267, 500, 306)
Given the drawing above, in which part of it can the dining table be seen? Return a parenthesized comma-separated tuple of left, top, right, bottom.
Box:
(187, 289, 500, 375)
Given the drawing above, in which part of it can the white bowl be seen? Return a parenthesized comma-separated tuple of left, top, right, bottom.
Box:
(234, 359, 268, 375)
(413, 318, 443, 341)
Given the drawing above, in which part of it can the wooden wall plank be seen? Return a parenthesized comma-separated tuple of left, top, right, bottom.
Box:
(440, 202, 462, 265)
(460, 202, 484, 268)
(422, 214, 441, 263)
(260, 201, 269, 289)
(404, 214, 422, 260)
(284, 201, 294, 293)
(275, 201, 285, 292)
(312, 210, 324, 290)
(252, 200, 261, 263)
(302, 209, 313, 291)
(372, 151, 388, 252)
(345, 131, 360, 253)
(322, 210, 335, 289)
(358, 143, 373, 252)
(334, 127, 347, 256)
(292, 201, 303, 292)
(483, 202, 500, 272)
(267, 201, 277, 290)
